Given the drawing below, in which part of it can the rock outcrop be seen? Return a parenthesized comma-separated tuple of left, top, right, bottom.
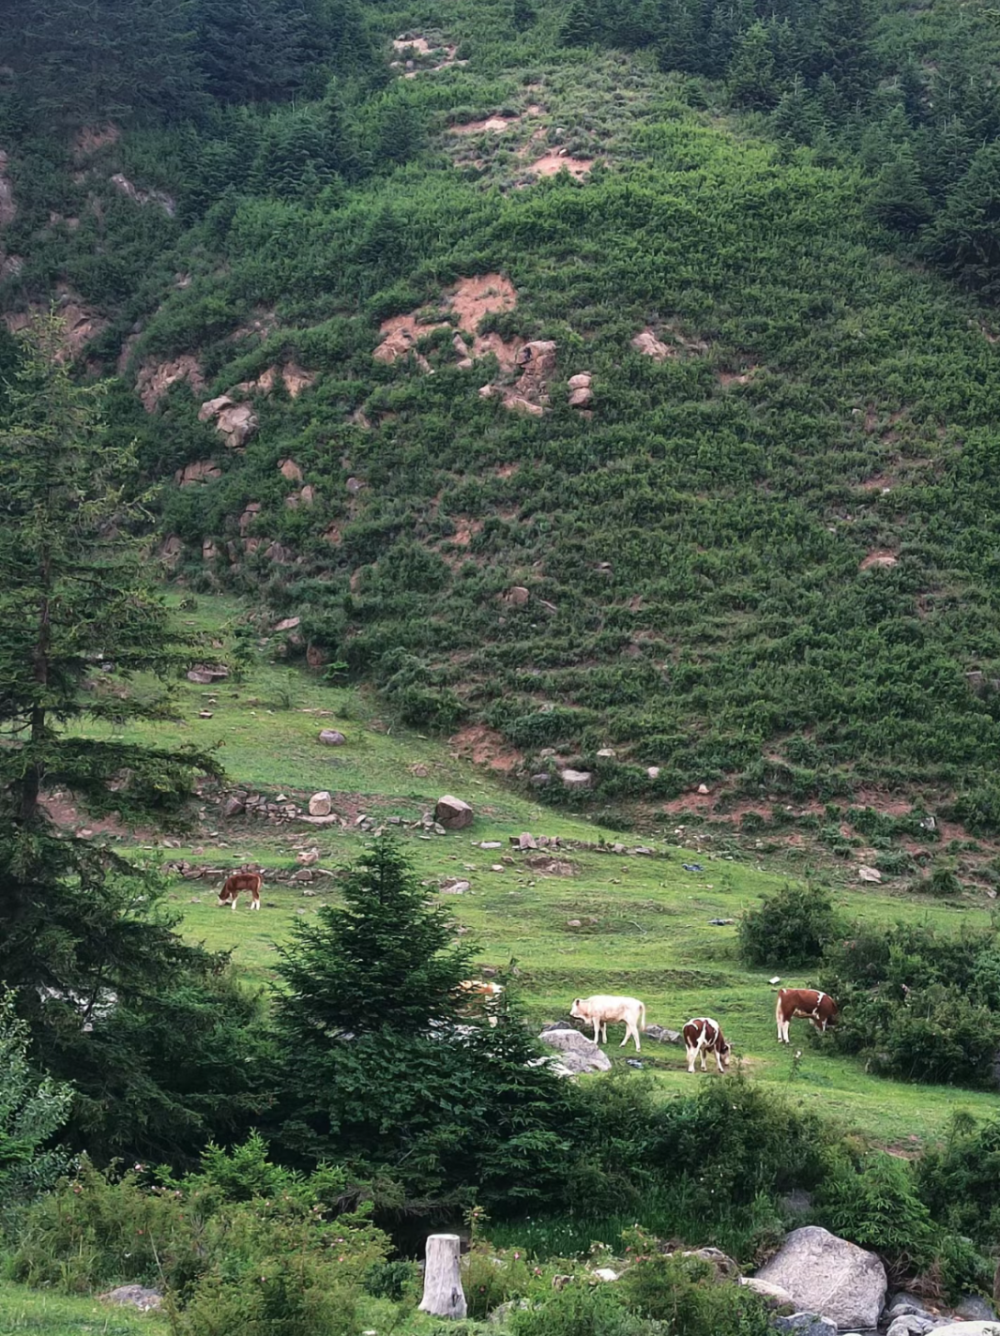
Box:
(753, 1227, 887, 1331)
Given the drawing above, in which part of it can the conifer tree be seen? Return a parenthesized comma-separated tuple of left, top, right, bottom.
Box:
(0, 319, 262, 1168)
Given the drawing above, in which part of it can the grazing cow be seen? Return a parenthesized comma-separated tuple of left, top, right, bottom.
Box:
(775, 988, 837, 1043)
(456, 979, 504, 1025)
(683, 1017, 732, 1073)
(218, 870, 262, 911)
(570, 994, 646, 1051)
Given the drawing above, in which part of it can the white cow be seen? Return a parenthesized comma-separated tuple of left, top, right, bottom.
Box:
(570, 994, 646, 1052)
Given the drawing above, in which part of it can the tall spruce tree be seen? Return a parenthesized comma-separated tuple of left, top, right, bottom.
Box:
(0, 318, 264, 1168)
(273, 835, 575, 1215)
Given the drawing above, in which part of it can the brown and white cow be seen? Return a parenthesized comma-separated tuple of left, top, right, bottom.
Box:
(456, 979, 505, 1025)
(570, 994, 646, 1051)
(775, 988, 837, 1043)
(217, 871, 262, 911)
(683, 1017, 732, 1073)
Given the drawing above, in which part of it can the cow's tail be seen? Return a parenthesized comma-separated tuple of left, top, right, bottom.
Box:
(639, 1001, 647, 1032)
(775, 990, 784, 1024)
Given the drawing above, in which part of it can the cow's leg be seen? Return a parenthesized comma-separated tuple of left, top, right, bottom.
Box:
(686, 1044, 697, 1073)
(231, 894, 238, 911)
(621, 1020, 638, 1050)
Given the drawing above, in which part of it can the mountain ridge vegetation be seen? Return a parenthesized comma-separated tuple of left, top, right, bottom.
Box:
(4, 0, 1000, 840)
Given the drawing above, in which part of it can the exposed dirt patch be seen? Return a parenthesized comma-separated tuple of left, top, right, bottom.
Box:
(5, 287, 109, 361)
(859, 549, 899, 570)
(391, 35, 466, 75)
(42, 793, 146, 841)
(858, 474, 896, 492)
(74, 124, 121, 159)
(450, 517, 484, 547)
(110, 173, 175, 217)
(450, 115, 519, 135)
(136, 355, 206, 412)
(374, 274, 522, 373)
(449, 723, 524, 773)
(717, 364, 759, 387)
(523, 152, 593, 179)
(496, 462, 519, 478)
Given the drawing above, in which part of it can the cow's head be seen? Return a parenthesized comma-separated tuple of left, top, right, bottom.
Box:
(718, 1039, 733, 1070)
(569, 998, 585, 1020)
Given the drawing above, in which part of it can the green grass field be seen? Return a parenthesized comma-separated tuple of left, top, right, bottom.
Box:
(0, 1284, 168, 1336)
(70, 592, 1000, 1148)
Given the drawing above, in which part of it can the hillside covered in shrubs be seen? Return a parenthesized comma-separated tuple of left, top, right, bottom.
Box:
(5, 0, 1000, 832)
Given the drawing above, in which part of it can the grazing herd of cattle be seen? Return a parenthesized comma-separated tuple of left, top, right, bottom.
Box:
(216, 870, 838, 1072)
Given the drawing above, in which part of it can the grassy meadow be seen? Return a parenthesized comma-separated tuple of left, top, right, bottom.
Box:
(75, 593, 1000, 1147)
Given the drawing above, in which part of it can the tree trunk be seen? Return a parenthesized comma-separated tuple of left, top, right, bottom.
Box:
(419, 1234, 467, 1319)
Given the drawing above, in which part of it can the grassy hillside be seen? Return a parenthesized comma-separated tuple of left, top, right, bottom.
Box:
(6, 0, 1000, 847)
(73, 593, 998, 1147)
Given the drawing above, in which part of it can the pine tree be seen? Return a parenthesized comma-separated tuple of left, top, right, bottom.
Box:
(272, 835, 575, 1212)
(0, 316, 218, 837)
(0, 319, 262, 1168)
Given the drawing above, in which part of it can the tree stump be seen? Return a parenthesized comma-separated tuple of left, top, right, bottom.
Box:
(419, 1234, 467, 1319)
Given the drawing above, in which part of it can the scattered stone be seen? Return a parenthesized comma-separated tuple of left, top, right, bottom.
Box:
(274, 616, 301, 632)
(931, 1326, 1000, 1336)
(279, 459, 303, 482)
(297, 848, 320, 865)
(740, 1277, 796, 1308)
(697, 783, 710, 795)
(708, 917, 735, 926)
(886, 1315, 937, 1336)
(596, 748, 616, 759)
(647, 766, 660, 779)
(774, 1314, 837, 1336)
(566, 919, 582, 928)
(631, 328, 674, 361)
(538, 1027, 612, 1074)
(644, 1024, 681, 1044)
(479, 841, 503, 849)
(318, 729, 347, 746)
(439, 879, 470, 894)
(530, 773, 551, 787)
(754, 1227, 888, 1332)
(506, 585, 530, 606)
(222, 796, 245, 818)
(560, 768, 593, 790)
(592, 1268, 619, 1282)
(518, 832, 537, 850)
(346, 476, 365, 494)
(858, 865, 882, 883)
(954, 1298, 998, 1323)
(187, 664, 228, 684)
(435, 795, 474, 830)
(198, 710, 213, 719)
(309, 791, 333, 817)
(101, 1287, 163, 1312)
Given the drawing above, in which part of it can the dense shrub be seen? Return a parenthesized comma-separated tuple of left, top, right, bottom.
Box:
(917, 1111, 1000, 1248)
(617, 1249, 773, 1336)
(737, 884, 844, 968)
(821, 923, 1000, 1087)
(813, 1151, 938, 1279)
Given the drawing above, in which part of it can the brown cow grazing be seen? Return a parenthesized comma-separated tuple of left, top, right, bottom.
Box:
(683, 1017, 732, 1073)
(218, 871, 262, 911)
(775, 988, 837, 1043)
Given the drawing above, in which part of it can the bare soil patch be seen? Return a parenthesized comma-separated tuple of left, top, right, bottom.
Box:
(373, 274, 523, 373)
(449, 723, 524, 773)
(859, 549, 898, 570)
(523, 152, 593, 179)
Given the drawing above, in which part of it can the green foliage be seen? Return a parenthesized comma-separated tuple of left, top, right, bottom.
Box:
(272, 835, 577, 1213)
(822, 922, 1000, 1087)
(0, 989, 72, 1220)
(738, 884, 843, 968)
(12, 1137, 390, 1317)
(510, 1283, 646, 1336)
(917, 1111, 1000, 1248)
(617, 1250, 773, 1335)
(814, 1150, 938, 1276)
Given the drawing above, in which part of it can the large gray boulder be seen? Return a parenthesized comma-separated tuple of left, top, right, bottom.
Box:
(539, 1027, 612, 1073)
(754, 1227, 887, 1331)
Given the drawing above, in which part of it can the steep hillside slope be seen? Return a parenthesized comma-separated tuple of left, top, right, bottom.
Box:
(5, 0, 1000, 839)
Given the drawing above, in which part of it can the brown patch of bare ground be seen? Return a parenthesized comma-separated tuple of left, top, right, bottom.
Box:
(523, 151, 592, 179)
(859, 549, 898, 570)
(373, 274, 522, 372)
(449, 724, 523, 773)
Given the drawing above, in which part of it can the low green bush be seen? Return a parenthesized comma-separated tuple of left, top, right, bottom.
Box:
(738, 883, 844, 967)
(813, 1150, 938, 1280)
(617, 1248, 773, 1336)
